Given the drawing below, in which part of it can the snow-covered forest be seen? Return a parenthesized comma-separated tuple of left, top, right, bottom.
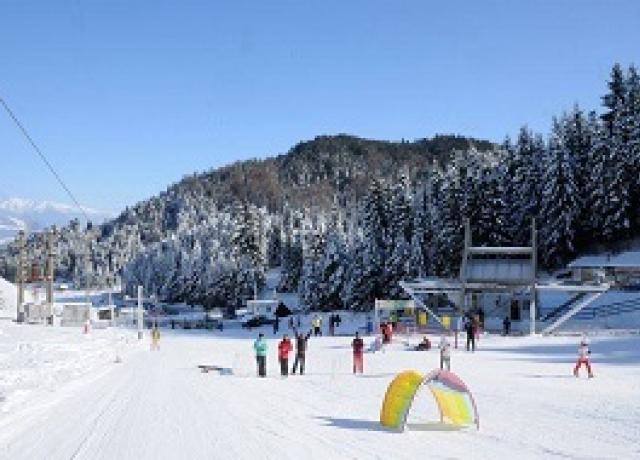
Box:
(1, 64, 639, 313)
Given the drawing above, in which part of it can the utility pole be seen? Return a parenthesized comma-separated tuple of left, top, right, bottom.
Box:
(137, 285, 143, 340)
(46, 226, 57, 324)
(16, 230, 26, 323)
(530, 218, 537, 336)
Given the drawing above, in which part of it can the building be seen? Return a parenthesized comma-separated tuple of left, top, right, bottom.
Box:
(400, 219, 609, 335)
(568, 251, 640, 288)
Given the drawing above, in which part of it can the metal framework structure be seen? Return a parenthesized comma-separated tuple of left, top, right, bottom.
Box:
(400, 219, 609, 335)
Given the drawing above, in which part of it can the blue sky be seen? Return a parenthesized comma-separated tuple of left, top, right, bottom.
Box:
(0, 0, 638, 212)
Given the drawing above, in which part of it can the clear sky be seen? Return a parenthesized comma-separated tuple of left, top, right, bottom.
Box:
(1, 0, 638, 212)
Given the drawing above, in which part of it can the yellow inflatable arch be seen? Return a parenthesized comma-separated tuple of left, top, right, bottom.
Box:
(380, 369, 479, 431)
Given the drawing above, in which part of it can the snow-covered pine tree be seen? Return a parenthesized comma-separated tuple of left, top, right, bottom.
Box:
(385, 177, 413, 296)
(622, 65, 640, 229)
(231, 200, 263, 268)
(314, 223, 347, 310)
(513, 127, 545, 243)
(475, 163, 508, 245)
(409, 183, 433, 278)
(278, 222, 303, 292)
(596, 65, 633, 241)
(266, 224, 282, 268)
(540, 117, 579, 267)
(500, 136, 522, 243)
(360, 178, 390, 300)
(300, 229, 325, 310)
(436, 168, 464, 276)
(601, 63, 627, 134)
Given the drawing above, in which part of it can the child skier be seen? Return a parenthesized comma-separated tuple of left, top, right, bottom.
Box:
(151, 325, 161, 351)
(439, 334, 451, 371)
(352, 331, 364, 374)
(574, 337, 594, 378)
(253, 333, 268, 377)
(278, 334, 292, 377)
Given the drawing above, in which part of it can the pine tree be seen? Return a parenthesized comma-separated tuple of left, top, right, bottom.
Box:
(433, 170, 463, 276)
(513, 127, 545, 242)
(409, 184, 432, 278)
(601, 63, 626, 134)
(623, 65, 640, 229)
(385, 177, 413, 295)
(476, 164, 507, 245)
(540, 118, 579, 267)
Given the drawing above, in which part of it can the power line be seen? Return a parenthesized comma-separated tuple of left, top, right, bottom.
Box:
(0, 96, 91, 222)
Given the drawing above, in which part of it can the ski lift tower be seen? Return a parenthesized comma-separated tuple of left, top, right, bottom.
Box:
(401, 218, 609, 335)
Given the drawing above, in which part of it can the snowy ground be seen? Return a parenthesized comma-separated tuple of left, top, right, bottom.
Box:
(0, 319, 638, 460)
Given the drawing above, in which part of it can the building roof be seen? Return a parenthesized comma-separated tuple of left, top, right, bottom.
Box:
(568, 251, 640, 269)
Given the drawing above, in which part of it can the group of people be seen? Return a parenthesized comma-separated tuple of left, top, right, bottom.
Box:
(413, 335, 451, 371)
(252, 329, 367, 377)
(254, 311, 595, 380)
(253, 329, 312, 377)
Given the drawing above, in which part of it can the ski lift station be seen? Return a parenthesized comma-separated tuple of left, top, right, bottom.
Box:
(399, 219, 619, 335)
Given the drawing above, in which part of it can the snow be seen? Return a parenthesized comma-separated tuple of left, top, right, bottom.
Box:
(568, 250, 640, 268)
(0, 319, 638, 460)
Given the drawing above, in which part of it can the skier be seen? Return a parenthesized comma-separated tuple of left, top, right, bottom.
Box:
(278, 334, 292, 377)
(151, 325, 161, 351)
(352, 331, 364, 374)
(465, 317, 475, 352)
(573, 337, 594, 378)
(253, 333, 268, 377)
(503, 316, 511, 336)
(439, 334, 451, 371)
(273, 316, 280, 335)
(312, 315, 322, 336)
(291, 330, 312, 375)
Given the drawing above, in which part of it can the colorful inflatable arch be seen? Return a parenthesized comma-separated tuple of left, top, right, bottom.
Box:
(380, 369, 479, 431)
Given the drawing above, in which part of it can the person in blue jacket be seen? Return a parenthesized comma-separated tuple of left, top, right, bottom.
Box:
(253, 333, 268, 377)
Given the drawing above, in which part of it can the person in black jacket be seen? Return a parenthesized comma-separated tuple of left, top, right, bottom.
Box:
(503, 316, 511, 336)
(465, 317, 475, 352)
(291, 330, 312, 375)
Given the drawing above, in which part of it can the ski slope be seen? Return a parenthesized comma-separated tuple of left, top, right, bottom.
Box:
(0, 322, 638, 460)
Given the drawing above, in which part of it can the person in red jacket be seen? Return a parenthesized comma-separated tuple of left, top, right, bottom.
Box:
(352, 331, 364, 374)
(278, 334, 293, 377)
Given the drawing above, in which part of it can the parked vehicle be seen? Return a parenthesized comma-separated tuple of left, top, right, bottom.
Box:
(242, 315, 276, 328)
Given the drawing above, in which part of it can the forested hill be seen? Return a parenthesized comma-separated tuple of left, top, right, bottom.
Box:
(1, 63, 638, 314)
(0, 133, 495, 298)
(129, 133, 494, 216)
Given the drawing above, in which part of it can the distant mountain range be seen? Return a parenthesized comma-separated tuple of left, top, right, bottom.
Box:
(0, 198, 113, 244)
